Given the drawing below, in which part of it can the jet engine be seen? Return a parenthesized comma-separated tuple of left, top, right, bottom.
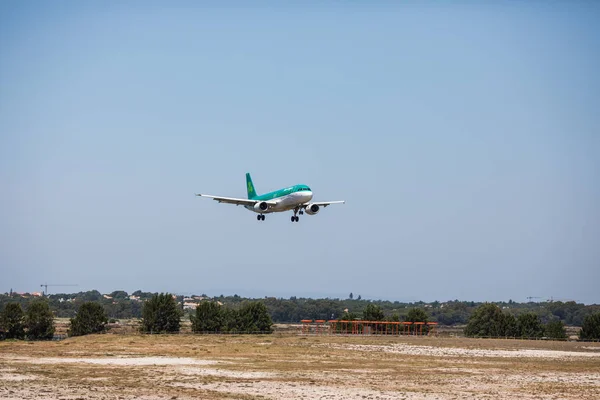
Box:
(254, 202, 269, 212)
(304, 203, 320, 215)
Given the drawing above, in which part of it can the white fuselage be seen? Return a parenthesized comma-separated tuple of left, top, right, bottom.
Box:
(245, 191, 313, 213)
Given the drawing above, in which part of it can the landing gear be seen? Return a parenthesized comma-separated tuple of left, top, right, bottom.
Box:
(291, 208, 300, 222)
(257, 214, 265, 221)
(299, 210, 304, 215)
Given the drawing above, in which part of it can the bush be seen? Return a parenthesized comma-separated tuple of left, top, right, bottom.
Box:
(362, 304, 384, 321)
(69, 302, 108, 337)
(464, 303, 512, 337)
(579, 312, 600, 340)
(516, 313, 544, 338)
(406, 308, 429, 334)
(406, 308, 429, 323)
(140, 293, 182, 333)
(1, 303, 25, 339)
(501, 313, 518, 337)
(191, 302, 223, 333)
(238, 302, 273, 333)
(25, 300, 55, 340)
(221, 307, 240, 333)
(544, 319, 567, 339)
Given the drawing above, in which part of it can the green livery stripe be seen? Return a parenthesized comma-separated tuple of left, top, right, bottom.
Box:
(246, 173, 311, 200)
(254, 185, 311, 201)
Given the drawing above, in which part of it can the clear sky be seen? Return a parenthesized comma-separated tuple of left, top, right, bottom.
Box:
(1, 1, 598, 304)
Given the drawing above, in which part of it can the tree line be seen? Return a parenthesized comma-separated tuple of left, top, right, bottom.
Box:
(0, 293, 273, 339)
(1, 290, 599, 327)
(0, 300, 55, 340)
(464, 303, 600, 340)
(137, 294, 273, 334)
(2, 297, 599, 340)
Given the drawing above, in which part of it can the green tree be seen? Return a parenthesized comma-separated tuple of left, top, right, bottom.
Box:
(25, 300, 55, 340)
(501, 313, 518, 337)
(109, 290, 128, 300)
(238, 302, 273, 333)
(516, 313, 545, 338)
(338, 311, 358, 321)
(362, 304, 384, 321)
(140, 293, 182, 333)
(406, 308, 429, 323)
(579, 312, 600, 340)
(221, 307, 240, 333)
(544, 319, 567, 339)
(406, 308, 429, 334)
(464, 303, 510, 337)
(1, 303, 25, 339)
(69, 302, 108, 337)
(191, 302, 223, 333)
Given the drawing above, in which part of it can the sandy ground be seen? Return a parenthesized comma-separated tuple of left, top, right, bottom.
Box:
(1, 334, 599, 399)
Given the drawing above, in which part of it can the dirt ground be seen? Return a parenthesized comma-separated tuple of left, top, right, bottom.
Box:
(1, 334, 599, 399)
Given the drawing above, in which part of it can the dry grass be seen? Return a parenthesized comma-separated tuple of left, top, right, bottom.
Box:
(1, 333, 599, 399)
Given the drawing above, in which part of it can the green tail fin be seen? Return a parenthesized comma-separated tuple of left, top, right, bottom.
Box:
(246, 173, 257, 199)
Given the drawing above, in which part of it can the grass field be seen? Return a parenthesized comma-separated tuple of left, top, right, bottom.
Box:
(1, 333, 599, 399)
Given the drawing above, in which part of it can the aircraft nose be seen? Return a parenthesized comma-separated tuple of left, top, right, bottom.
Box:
(305, 191, 313, 201)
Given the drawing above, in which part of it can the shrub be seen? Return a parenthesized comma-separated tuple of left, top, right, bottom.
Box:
(516, 313, 544, 338)
(221, 307, 240, 333)
(140, 293, 182, 333)
(406, 308, 430, 334)
(25, 300, 55, 340)
(238, 302, 273, 333)
(362, 304, 385, 321)
(544, 319, 567, 339)
(191, 302, 223, 333)
(0, 303, 25, 339)
(464, 303, 512, 337)
(579, 312, 600, 340)
(69, 302, 108, 337)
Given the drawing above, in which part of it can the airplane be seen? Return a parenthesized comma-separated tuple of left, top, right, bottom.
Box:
(196, 173, 345, 222)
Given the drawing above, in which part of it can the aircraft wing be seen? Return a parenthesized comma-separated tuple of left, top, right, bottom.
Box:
(308, 200, 345, 208)
(195, 194, 277, 207)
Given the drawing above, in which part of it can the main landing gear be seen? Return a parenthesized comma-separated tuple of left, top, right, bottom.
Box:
(291, 208, 301, 222)
(257, 214, 265, 221)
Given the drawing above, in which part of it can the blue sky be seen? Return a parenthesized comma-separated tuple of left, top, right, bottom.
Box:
(1, 2, 598, 303)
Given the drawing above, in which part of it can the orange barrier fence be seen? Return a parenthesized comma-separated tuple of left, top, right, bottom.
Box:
(300, 320, 438, 336)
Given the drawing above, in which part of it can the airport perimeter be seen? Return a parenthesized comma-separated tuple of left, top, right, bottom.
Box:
(1, 331, 599, 400)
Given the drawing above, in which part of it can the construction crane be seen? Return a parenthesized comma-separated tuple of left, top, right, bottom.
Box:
(40, 283, 78, 296)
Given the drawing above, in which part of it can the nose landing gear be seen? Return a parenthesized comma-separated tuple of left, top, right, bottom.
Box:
(257, 214, 265, 221)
